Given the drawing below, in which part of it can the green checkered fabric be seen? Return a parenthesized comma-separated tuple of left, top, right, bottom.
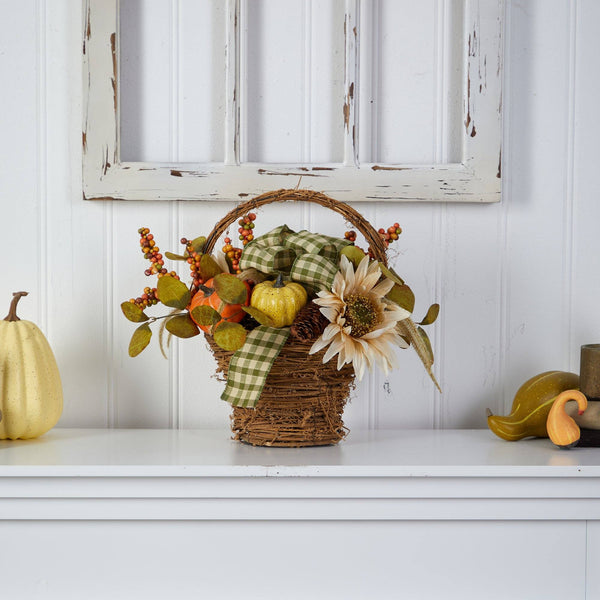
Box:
(239, 226, 351, 275)
(290, 254, 338, 291)
(285, 230, 349, 263)
(221, 326, 291, 408)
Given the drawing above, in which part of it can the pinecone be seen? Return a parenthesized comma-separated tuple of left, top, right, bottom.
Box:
(290, 301, 328, 341)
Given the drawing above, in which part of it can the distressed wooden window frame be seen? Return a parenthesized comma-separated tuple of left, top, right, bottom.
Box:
(82, 0, 504, 202)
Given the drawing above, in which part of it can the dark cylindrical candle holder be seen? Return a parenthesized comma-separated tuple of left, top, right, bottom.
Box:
(580, 344, 600, 400)
(578, 344, 600, 447)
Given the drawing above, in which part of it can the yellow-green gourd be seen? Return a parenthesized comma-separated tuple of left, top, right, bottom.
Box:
(487, 370, 580, 441)
(250, 274, 308, 328)
(0, 292, 63, 439)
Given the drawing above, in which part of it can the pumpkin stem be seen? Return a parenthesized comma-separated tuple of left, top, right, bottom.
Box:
(4, 291, 28, 322)
(274, 273, 285, 288)
(198, 284, 215, 297)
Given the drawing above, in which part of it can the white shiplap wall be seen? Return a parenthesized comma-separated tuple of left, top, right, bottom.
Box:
(1, 0, 599, 432)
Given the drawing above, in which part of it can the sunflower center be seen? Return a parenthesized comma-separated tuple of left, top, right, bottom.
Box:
(344, 294, 381, 337)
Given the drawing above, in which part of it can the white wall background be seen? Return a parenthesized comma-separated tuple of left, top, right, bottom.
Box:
(1, 0, 599, 433)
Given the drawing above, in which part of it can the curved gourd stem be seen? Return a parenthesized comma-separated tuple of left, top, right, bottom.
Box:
(4, 291, 28, 322)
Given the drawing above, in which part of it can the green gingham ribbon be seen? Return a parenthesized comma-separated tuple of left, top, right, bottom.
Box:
(239, 225, 350, 291)
(221, 326, 291, 407)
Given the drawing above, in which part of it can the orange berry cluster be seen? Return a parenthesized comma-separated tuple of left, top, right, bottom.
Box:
(344, 230, 357, 242)
(378, 223, 402, 247)
(181, 237, 206, 291)
(138, 227, 179, 279)
(128, 286, 159, 308)
(238, 212, 256, 245)
(222, 237, 243, 274)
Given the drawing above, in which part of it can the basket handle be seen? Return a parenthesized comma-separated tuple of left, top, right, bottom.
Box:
(204, 189, 387, 265)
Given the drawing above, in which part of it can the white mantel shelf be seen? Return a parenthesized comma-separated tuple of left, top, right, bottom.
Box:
(2, 428, 600, 599)
(1, 428, 600, 521)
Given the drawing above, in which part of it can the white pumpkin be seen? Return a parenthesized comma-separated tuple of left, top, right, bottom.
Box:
(0, 292, 63, 439)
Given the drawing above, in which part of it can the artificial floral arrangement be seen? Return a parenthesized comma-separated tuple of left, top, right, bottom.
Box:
(121, 189, 440, 446)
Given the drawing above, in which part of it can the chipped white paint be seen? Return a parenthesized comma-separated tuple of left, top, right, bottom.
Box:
(82, 0, 504, 202)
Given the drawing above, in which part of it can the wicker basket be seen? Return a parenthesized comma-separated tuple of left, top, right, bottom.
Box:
(203, 189, 388, 447)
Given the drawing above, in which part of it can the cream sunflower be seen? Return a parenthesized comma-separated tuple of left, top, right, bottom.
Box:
(309, 255, 411, 380)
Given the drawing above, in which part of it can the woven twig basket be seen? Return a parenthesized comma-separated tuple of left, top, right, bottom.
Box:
(203, 189, 388, 447)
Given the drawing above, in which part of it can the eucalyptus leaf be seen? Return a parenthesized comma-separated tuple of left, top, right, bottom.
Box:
(198, 253, 223, 281)
(164, 251, 187, 261)
(241, 305, 276, 327)
(419, 303, 440, 326)
(191, 305, 221, 327)
(213, 321, 247, 352)
(120, 301, 149, 323)
(128, 323, 152, 357)
(386, 283, 415, 313)
(157, 275, 191, 309)
(213, 273, 248, 305)
(165, 314, 200, 338)
(340, 245, 367, 269)
(379, 263, 405, 286)
(189, 236, 207, 253)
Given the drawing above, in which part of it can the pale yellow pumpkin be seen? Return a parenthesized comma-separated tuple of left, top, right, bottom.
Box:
(0, 292, 63, 440)
(250, 274, 308, 328)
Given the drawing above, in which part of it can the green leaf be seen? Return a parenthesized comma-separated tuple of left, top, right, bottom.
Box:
(341, 245, 367, 269)
(419, 303, 440, 326)
(213, 273, 248, 305)
(120, 301, 149, 323)
(164, 251, 187, 261)
(190, 305, 221, 327)
(241, 305, 276, 327)
(213, 321, 247, 352)
(189, 236, 207, 253)
(157, 275, 191, 309)
(386, 283, 415, 313)
(165, 314, 200, 338)
(379, 263, 405, 286)
(198, 253, 223, 281)
(128, 323, 152, 357)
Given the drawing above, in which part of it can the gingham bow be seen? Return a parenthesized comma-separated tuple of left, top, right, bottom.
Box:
(239, 225, 351, 291)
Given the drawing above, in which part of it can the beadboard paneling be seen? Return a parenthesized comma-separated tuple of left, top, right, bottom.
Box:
(1, 0, 599, 432)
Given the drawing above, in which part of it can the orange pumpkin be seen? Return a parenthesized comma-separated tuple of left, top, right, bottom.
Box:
(189, 278, 250, 333)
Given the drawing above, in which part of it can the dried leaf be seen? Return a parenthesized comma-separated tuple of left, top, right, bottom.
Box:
(191, 305, 221, 327)
(341, 245, 367, 269)
(120, 301, 149, 323)
(416, 325, 434, 365)
(396, 317, 441, 392)
(386, 283, 415, 313)
(237, 268, 268, 284)
(128, 323, 152, 357)
(198, 253, 223, 281)
(419, 303, 440, 326)
(213, 273, 248, 305)
(165, 314, 200, 338)
(213, 321, 247, 352)
(242, 305, 276, 327)
(157, 275, 191, 309)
